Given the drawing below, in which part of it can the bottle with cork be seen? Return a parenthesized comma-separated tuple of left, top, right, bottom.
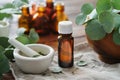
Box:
(52, 2, 68, 34)
(58, 21, 74, 68)
(18, 5, 32, 34)
(32, 3, 49, 35)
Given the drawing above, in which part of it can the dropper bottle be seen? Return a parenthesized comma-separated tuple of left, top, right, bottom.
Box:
(58, 21, 74, 68)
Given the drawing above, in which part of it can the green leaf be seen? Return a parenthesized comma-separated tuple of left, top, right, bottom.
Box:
(0, 13, 12, 20)
(16, 35, 30, 44)
(0, 46, 10, 75)
(119, 27, 120, 34)
(81, 3, 94, 15)
(1, 3, 15, 9)
(0, 37, 10, 48)
(96, 0, 112, 14)
(113, 29, 120, 45)
(49, 66, 62, 73)
(76, 60, 87, 67)
(29, 28, 39, 43)
(0, 8, 21, 14)
(4, 47, 14, 60)
(12, 0, 28, 8)
(111, 0, 120, 10)
(113, 13, 120, 28)
(75, 13, 87, 25)
(99, 11, 114, 33)
(0, 75, 2, 80)
(0, 46, 5, 53)
(21, 0, 29, 4)
(17, 28, 26, 36)
(85, 20, 106, 40)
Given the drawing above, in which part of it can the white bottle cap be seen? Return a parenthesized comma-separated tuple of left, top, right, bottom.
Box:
(58, 21, 73, 34)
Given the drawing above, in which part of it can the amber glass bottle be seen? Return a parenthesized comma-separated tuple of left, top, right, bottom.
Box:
(45, 0, 55, 30)
(46, 0, 55, 19)
(32, 4, 49, 35)
(18, 6, 31, 34)
(58, 21, 74, 68)
(52, 2, 68, 33)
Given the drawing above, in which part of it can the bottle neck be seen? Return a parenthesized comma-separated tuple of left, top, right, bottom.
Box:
(59, 33, 72, 37)
(37, 7, 46, 13)
(55, 7, 64, 12)
(21, 7, 29, 16)
(46, 2, 54, 8)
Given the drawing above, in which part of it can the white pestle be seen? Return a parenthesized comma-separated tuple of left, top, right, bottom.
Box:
(8, 38, 40, 57)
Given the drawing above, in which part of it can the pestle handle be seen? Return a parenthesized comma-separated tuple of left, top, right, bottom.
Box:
(8, 38, 40, 57)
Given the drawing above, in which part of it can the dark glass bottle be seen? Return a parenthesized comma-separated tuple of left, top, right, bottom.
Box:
(45, 0, 55, 30)
(46, 0, 55, 19)
(58, 21, 74, 68)
(52, 2, 68, 33)
(32, 4, 49, 35)
(18, 5, 31, 34)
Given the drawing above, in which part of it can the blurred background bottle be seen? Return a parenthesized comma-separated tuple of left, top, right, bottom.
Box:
(45, 0, 55, 30)
(52, 2, 68, 34)
(18, 5, 32, 34)
(32, 3, 49, 35)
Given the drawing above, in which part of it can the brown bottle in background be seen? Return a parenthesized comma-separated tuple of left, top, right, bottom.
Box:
(46, 0, 55, 20)
(58, 21, 74, 68)
(52, 2, 68, 34)
(32, 3, 49, 35)
(18, 5, 31, 34)
(45, 0, 55, 30)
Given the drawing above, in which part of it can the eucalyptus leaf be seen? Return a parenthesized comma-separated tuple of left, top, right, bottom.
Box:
(4, 47, 14, 60)
(12, 0, 28, 8)
(119, 27, 120, 34)
(111, 0, 120, 10)
(0, 46, 10, 75)
(16, 35, 30, 44)
(85, 20, 106, 40)
(0, 46, 5, 53)
(17, 28, 26, 36)
(96, 0, 112, 14)
(21, 0, 29, 4)
(75, 13, 87, 25)
(0, 8, 21, 14)
(81, 3, 94, 15)
(99, 11, 114, 33)
(76, 60, 87, 67)
(28, 28, 39, 43)
(0, 13, 12, 20)
(1, 3, 15, 9)
(49, 66, 62, 73)
(113, 13, 120, 29)
(113, 29, 120, 45)
(0, 75, 2, 80)
(0, 37, 10, 48)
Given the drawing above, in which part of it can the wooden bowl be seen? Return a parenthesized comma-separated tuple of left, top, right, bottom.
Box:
(87, 33, 120, 64)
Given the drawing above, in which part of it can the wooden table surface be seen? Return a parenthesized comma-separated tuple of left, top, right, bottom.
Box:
(0, 0, 96, 80)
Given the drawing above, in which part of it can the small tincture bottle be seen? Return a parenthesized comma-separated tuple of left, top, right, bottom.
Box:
(52, 2, 68, 34)
(18, 5, 31, 34)
(32, 3, 49, 35)
(58, 21, 74, 68)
